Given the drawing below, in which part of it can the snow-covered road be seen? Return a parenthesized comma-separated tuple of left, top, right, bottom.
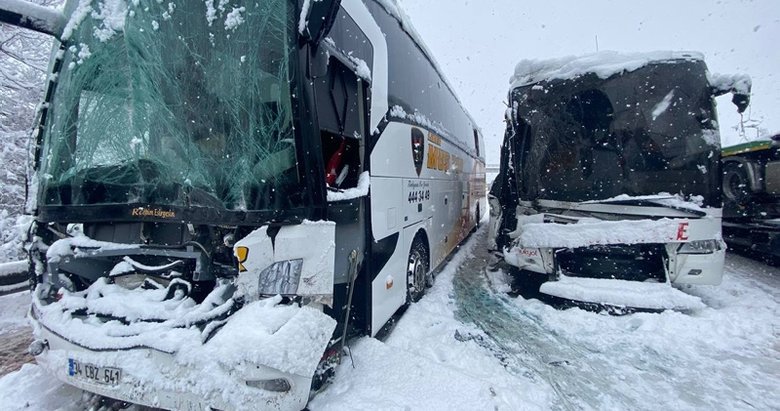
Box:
(0, 228, 778, 410)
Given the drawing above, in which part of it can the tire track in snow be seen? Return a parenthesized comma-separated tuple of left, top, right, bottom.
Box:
(451, 229, 639, 411)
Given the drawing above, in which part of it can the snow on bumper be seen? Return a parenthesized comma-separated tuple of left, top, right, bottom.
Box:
(503, 215, 725, 285)
(539, 276, 705, 311)
(31, 296, 336, 411)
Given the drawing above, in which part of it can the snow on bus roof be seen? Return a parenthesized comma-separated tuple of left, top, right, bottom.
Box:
(510, 50, 705, 89)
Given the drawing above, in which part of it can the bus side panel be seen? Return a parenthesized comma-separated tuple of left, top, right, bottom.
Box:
(369, 227, 409, 334)
(368, 175, 407, 335)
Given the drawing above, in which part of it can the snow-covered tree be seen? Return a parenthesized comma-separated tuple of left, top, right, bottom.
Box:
(0, 0, 60, 262)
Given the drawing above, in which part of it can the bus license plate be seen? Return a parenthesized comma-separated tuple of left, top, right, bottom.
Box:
(68, 358, 122, 386)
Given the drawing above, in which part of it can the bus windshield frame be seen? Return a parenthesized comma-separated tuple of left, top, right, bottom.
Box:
(36, 0, 313, 223)
(510, 60, 722, 208)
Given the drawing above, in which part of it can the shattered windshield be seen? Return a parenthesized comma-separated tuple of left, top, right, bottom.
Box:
(39, 0, 303, 212)
(512, 60, 721, 207)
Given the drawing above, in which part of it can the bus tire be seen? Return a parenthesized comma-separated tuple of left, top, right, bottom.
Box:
(723, 162, 752, 204)
(406, 238, 429, 303)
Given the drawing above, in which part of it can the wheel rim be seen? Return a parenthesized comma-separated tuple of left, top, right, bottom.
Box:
(408, 250, 426, 298)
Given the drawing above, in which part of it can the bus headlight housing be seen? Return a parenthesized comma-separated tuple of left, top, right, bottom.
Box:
(678, 239, 722, 254)
(258, 259, 303, 295)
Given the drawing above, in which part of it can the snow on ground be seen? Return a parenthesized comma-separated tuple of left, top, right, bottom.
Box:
(480, 250, 780, 410)
(0, 228, 778, 410)
(0, 364, 83, 411)
(310, 231, 553, 410)
(0, 291, 29, 330)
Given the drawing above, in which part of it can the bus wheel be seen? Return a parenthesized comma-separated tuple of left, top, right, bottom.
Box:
(407, 239, 429, 303)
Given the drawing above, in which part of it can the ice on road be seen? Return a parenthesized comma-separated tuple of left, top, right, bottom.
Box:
(1, 227, 778, 410)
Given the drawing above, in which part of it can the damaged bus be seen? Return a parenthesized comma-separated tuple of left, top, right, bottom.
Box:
(1, 0, 485, 409)
(489, 51, 749, 311)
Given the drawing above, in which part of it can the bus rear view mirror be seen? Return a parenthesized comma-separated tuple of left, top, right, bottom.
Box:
(709, 72, 752, 114)
(300, 0, 341, 45)
(0, 0, 65, 39)
(731, 93, 750, 114)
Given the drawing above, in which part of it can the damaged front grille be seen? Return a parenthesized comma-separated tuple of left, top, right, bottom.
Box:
(33, 235, 241, 351)
(555, 244, 667, 282)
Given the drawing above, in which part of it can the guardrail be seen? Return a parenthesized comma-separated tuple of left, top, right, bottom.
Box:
(0, 260, 28, 295)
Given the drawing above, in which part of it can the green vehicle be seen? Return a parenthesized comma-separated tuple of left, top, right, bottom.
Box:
(721, 135, 780, 262)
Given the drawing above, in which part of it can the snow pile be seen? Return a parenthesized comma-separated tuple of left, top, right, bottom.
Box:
(0, 364, 84, 411)
(321, 37, 372, 81)
(297, 0, 317, 34)
(510, 217, 684, 249)
(346, 54, 371, 81)
(0, 291, 32, 330)
(701, 129, 720, 147)
(0, 261, 27, 279)
(61, 0, 97, 40)
(33, 281, 235, 352)
(327, 171, 370, 202)
(190, 295, 336, 377)
(511, 50, 704, 88)
(708, 72, 752, 95)
(585, 192, 706, 211)
(0, 0, 66, 37)
(539, 276, 705, 311)
(90, 0, 128, 42)
(45, 233, 140, 263)
(204, 0, 247, 31)
(223, 6, 245, 31)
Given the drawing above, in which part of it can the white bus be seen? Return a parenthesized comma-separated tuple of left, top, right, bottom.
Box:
(2, 0, 485, 409)
(489, 52, 749, 311)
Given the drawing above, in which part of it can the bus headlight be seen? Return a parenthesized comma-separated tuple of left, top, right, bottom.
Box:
(678, 239, 722, 254)
(258, 259, 303, 295)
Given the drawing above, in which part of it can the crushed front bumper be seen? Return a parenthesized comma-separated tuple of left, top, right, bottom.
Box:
(30, 294, 337, 411)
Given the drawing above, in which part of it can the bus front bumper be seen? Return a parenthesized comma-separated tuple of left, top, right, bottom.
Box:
(31, 324, 315, 411)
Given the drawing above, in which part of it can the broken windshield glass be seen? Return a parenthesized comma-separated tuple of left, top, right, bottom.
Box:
(511, 60, 721, 207)
(39, 0, 302, 212)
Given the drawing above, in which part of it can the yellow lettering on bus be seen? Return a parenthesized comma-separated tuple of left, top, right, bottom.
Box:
(427, 144, 437, 169)
(426, 144, 453, 172)
(428, 132, 442, 146)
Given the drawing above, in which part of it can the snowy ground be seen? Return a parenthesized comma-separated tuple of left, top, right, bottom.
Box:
(0, 228, 778, 410)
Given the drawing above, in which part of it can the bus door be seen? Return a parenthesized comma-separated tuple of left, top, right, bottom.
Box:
(312, 50, 370, 335)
